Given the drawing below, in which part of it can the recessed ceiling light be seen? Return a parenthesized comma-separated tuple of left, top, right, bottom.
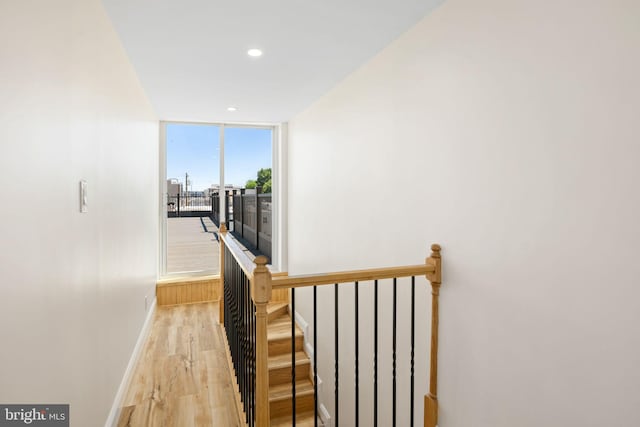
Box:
(227, 106, 237, 112)
(247, 48, 263, 57)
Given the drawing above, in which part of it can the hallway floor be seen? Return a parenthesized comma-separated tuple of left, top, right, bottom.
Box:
(117, 302, 241, 427)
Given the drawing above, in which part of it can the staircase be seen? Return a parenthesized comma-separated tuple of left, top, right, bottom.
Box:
(266, 302, 316, 426)
(221, 232, 443, 427)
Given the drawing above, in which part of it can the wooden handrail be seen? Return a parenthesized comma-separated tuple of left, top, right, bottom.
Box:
(271, 264, 435, 289)
(220, 227, 256, 279)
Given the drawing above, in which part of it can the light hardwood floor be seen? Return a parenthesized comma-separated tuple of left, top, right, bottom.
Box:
(117, 302, 241, 427)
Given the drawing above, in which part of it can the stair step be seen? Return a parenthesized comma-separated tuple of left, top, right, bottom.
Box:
(270, 411, 316, 427)
(267, 302, 289, 322)
(268, 351, 311, 386)
(269, 379, 315, 402)
(269, 379, 315, 419)
(268, 315, 304, 356)
(267, 315, 304, 340)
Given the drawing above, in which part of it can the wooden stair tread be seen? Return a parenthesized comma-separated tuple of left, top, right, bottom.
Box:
(267, 302, 289, 322)
(267, 316, 304, 341)
(270, 411, 316, 427)
(267, 302, 288, 314)
(268, 351, 310, 369)
(269, 379, 314, 401)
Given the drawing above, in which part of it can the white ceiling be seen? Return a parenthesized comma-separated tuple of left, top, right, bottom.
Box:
(102, 0, 443, 123)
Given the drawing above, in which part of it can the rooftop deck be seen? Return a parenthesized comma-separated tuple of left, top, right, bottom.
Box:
(167, 217, 220, 274)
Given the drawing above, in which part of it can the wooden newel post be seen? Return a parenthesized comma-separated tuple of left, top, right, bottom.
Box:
(253, 255, 272, 427)
(219, 223, 227, 323)
(425, 244, 442, 427)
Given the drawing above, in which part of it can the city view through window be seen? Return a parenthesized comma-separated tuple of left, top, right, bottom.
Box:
(165, 123, 272, 275)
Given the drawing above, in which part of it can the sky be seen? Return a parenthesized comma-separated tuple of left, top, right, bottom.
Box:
(166, 123, 272, 191)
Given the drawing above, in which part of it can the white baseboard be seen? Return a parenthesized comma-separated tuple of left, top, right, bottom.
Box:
(293, 309, 315, 363)
(104, 297, 157, 427)
(293, 309, 330, 426)
(319, 403, 331, 426)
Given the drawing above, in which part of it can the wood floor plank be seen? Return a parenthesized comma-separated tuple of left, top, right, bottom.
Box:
(117, 302, 242, 427)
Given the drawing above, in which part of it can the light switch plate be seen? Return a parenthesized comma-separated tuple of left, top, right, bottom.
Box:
(80, 180, 88, 213)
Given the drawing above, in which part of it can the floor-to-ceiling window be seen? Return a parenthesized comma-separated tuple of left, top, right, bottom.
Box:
(160, 122, 274, 278)
(164, 123, 220, 275)
(224, 126, 273, 259)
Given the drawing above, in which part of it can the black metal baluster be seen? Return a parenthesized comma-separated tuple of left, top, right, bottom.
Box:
(355, 281, 359, 427)
(247, 275, 251, 427)
(292, 287, 297, 426)
(228, 248, 233, 375)
(238, 271, 241, 396)
(241, 266, 246, 423)
(234, 257, 238, 390)
(243, 272, 246, 422)
(236, 266, 240, 398)
(248, 275, 252, 426)
(224, 247, 228, 347)
(393, 277, 397, 427)
(250, 278, 255, 427)
(252, 298, 256, 426)
(314, 285, 318, 427)
(411, 276, 415, 427)
(244, 271, 248, 424)
(233, 257, 236, 377)
(231, 253, 235, 387)
(248, 274, 252, 426)
(334, 283, 339, 427)
(241, 267, 245, 423)
(248, 292, 251, 427)
(237, 266, 240, 375)
(239, 266, 244, 423)
(245, 273, 250, 425)
(374, 279, 378, 427)
(229, 254, 233, 372)
(228, 251, 234, 394)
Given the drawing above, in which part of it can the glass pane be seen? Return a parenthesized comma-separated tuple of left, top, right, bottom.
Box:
(165, 123, 220, 274)
(224, 127, 273, 261)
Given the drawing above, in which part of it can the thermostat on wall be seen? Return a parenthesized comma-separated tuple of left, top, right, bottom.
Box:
(80, 180, 88, 213)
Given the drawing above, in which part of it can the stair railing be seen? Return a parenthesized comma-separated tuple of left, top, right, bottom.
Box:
(219, 224, 267, 427)
(219, 224, 443, 427)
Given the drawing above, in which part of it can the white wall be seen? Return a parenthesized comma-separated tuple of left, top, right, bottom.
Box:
(0, 1, 158, 425)
(288, 0, 640, 425)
